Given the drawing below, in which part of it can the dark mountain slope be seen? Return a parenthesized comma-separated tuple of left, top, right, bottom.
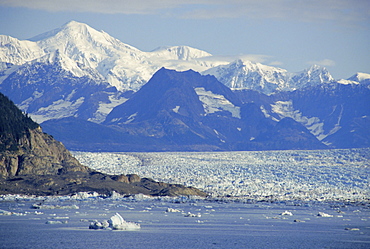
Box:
(252, 117, 328, 150)
(102, 68, 325, 151)
(103, 68, 244, 150)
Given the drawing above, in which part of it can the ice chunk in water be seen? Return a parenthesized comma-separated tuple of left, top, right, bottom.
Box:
(89, 213, 140, 230)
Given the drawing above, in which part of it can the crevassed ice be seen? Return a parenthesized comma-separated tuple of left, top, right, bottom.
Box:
(73, 149, 370, 202)
(194, 87, 240, 118)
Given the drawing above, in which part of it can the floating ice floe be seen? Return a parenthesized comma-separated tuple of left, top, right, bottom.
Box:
(184, 212, 201, 218)
(32, 203, 79, 209)
(46, 220, 68, 225)
(89, 213, 140, 230)
(317, 212, 333, 217)
(166, 208, 181, 213)
(0, 209, 25, 216)
(280, 211, 293, 216)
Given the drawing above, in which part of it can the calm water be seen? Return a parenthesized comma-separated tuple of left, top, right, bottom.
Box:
(1, 197, 369, 248)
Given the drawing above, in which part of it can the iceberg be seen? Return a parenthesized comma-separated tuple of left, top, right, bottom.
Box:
(89, 213, 140, 230)
(280, 211, 293, 216)
(317, 212, 333, 217)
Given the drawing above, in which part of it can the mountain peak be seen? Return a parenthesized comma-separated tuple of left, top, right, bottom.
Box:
(63, 20, 88, 28)
(29, 20, 130, 52)
(29, 21, 92, 42)
(150, 45, 212, 60)
(348, 72, 370, 82)
(290, 64, 334, 89)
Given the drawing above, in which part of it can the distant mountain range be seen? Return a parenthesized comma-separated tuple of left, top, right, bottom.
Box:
(41, 68, 369, 151)
(1, 21, 369, 151)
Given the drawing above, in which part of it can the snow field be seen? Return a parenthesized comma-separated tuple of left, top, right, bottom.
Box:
(73, 148, 370, 202)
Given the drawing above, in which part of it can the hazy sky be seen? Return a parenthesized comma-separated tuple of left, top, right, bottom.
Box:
(0, 0, 369, 79)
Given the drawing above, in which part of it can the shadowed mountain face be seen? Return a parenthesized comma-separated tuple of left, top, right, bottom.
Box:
(0, 92, 207, 197)
(42, 68, 335, 152)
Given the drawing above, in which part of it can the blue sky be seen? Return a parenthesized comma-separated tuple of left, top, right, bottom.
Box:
(0, 0, 369, 79)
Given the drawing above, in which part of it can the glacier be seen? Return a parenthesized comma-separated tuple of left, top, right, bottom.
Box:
(73, 148, 370, 203)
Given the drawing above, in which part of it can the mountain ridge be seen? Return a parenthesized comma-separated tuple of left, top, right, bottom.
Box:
(1, 21, 369, 152)
(1, 21, 368, 125)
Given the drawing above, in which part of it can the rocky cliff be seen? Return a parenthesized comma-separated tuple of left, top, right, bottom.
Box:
(0, 92, 88, 177)
(0, 127, 89, 177)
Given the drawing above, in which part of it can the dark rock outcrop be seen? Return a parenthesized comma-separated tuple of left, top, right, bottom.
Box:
(0, 172, 207, 197)
(0, 127, 89, 177)
(0, 92, 89, 177)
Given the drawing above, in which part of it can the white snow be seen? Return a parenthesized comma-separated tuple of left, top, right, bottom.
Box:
(124, 112, 138, 124)
(337, 79, 360, 85)
(30, 96, 85, 123)
(0, 21, 227, 93)
(18, 90, 44, 111)
(194, 87, 240, 118)
(73, 148, 370, 202)
(351, 72, 370, 82)
(2, 21, 357, 124)
(260, 105, 279, 122)
(203, 60, 336, 95)
(172, 106, 180, 114)
(89, 95, 128, 123)
(270, 100, 338, 141)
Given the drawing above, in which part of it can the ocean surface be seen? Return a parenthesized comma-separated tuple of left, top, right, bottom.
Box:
(1, 196, 369, 248)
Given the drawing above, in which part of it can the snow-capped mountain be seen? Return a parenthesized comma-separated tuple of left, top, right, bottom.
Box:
(0, 21, 229, 123)
(203, 60, 334, 94)
(346, 72, 370, 85)
(2, 21, 219, 92)
(0, 21, 370, 141)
